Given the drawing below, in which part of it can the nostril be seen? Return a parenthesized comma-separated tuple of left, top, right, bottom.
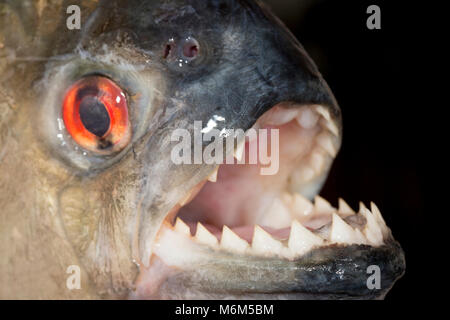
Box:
(183, 44, 198, 58)
(182, 37, 199, 60)
(163, 44, 172, 59)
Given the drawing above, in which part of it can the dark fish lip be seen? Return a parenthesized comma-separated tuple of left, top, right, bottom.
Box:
(138, 236, 405, 299)
(286, 239, 406, 299)
(245, 242, 404, 299)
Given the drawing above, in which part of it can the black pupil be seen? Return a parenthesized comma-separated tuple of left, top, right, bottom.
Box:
(79, 96, 111, 137)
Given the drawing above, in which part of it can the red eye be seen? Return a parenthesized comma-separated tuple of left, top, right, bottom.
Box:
(62, 76, 131, 153)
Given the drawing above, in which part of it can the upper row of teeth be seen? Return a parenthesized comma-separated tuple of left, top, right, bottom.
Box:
(206, 105, 340, 183)
(170, 196, 390, 260)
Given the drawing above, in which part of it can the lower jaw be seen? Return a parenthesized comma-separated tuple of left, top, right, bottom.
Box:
(130, 173, 393, 299)
(130, 234, 404, 300)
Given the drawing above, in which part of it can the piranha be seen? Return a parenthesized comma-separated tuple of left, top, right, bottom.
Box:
(0, 0, 405, 299)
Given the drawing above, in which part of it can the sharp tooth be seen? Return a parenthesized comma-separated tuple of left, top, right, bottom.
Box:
(360, 207, 384, 246)
(296, 107, 319, 129)
(327, 122, 339, 137)
(309, 151, 326, 174)
(330, 213, 366, 245)
(359, 201, 367, 213)
(354, 229, 367, 244)
(252, 226, 284, 255)
(320, 117, 339, 136)
(234, 139, 245, 162)
(317, 132, 337, 157)
(259, 198, 292, 229)
(370, 202, 389, 236)
(195, 223, 218, 246)
(266, 107, 299, 125)
(314, 195, 335, 215)
(292, 193, 314, 217)
(288, 220, 324, 256)
(174, 218, 191, 236)
(247, 125, 259, 141)
(221, 226, 249, 253)
(315, 106, 331, 122)
(207, 167, 219, 182)
(338, 198, 355, 217)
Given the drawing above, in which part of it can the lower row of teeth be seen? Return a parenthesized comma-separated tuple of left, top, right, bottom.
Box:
(168, 194, 390, 259)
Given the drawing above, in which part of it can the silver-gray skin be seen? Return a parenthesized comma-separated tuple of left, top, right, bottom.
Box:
(0, 0, 404, 299)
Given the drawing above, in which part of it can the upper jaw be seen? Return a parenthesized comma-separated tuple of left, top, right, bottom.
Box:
(151, 102, 344, 256)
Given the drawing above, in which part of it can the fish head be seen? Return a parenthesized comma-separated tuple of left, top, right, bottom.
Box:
(0, 0, 404, 299)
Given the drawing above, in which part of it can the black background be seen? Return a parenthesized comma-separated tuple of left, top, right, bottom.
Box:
(265, 0, 427, 301)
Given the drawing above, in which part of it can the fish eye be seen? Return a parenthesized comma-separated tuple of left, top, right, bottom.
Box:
(62, 76, 131, 154)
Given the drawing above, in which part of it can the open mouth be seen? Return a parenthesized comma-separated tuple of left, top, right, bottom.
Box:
(135, 103, 393, 298)
(152, 103, 389, 258)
